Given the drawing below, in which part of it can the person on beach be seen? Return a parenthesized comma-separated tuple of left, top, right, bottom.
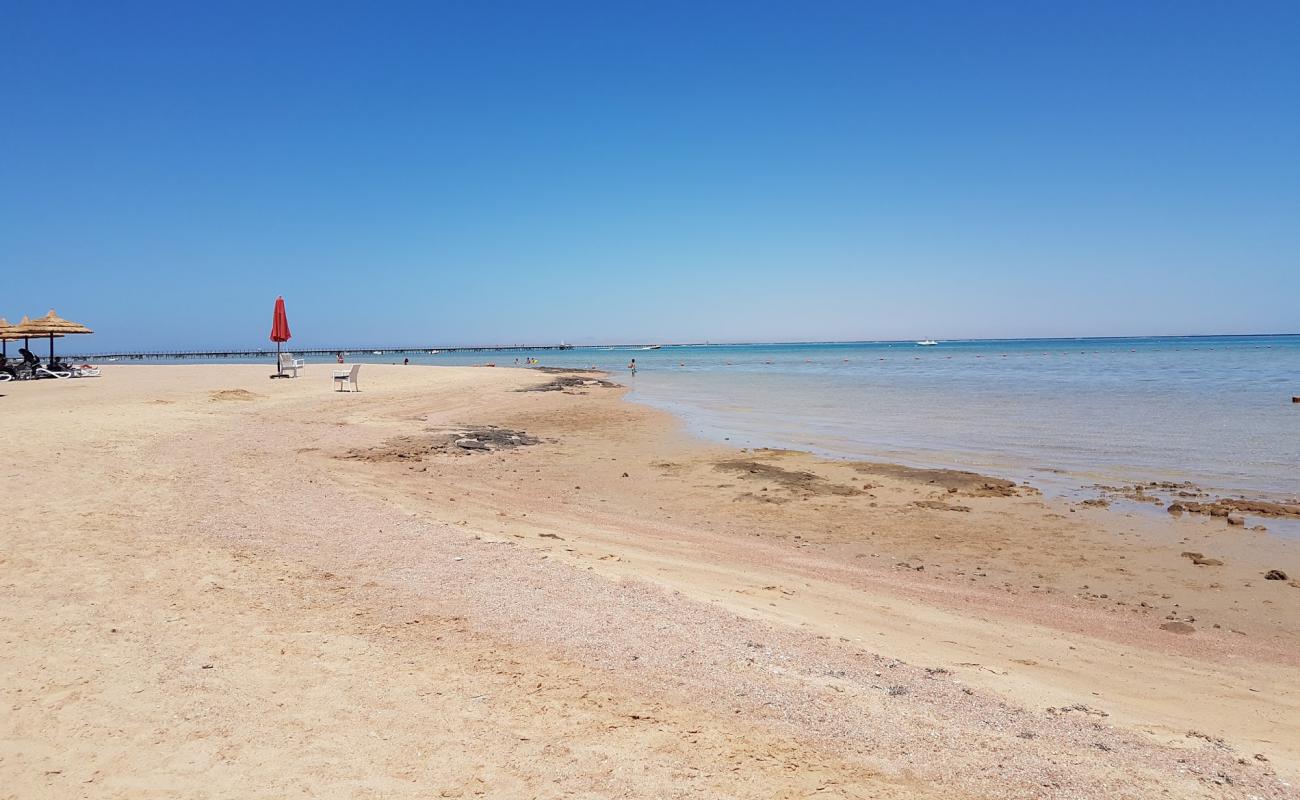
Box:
(0, 354, 15, 379)
(627, 358, 637, 375)
(403, 357, 409, 365)
(336, 352, 344, 364)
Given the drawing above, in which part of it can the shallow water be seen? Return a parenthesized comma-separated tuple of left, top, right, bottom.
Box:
(136, 335, 1300, 498)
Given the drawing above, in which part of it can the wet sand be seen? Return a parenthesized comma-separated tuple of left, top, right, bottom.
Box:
(2, 364, 1297, 798)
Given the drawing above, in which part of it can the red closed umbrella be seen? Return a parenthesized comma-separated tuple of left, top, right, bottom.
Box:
(270, 296, 292, 376)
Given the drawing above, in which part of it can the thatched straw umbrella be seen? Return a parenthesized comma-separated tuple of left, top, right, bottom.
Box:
(10, 310, 91, 366)
(0, 317, 17, 357)
(0, 316, 45, 360)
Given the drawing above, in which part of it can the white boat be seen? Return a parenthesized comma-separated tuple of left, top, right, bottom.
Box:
(916, 340, 938, 346)
(640, 345, 662, 350)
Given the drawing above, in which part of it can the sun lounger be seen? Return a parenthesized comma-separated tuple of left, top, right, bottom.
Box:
(332, 364, 360, 392)
(35, 367, 72, 379)
(72, 365, 101, 377)
(278, 352, 305, 377)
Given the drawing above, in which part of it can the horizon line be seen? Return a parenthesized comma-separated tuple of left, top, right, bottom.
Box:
(58, 331, 1300, 359)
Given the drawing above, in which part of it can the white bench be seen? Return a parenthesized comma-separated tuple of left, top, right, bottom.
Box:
(332, 364, 360, 392)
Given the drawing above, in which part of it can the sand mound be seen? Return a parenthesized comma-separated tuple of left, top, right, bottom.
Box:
(209, 389, 261, 402)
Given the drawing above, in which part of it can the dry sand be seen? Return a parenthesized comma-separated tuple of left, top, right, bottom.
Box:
(2, 364, 1297, 799)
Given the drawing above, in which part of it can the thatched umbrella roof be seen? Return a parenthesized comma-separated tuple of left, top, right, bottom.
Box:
(12, 309, 92, 336)
(0, 317, 15, 341)
(8, 310, 89, 364)
(0, 316, 45, 342)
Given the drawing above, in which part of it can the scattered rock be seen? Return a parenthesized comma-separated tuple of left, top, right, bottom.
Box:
(852, 462, 1018, 496)
(1179, 498, 1300, 520)
(1167, 503, 1185, 515)
(1263, 570, 1288, 581)
(342, 427, 541, 462)
(1192, 558, 1223, 567)
(1226, 515, 1245, 526)
(715, 458, 861, 497)
(519, 375, 620, 392)
(1048, 703, 1109, 718)
(913, 500, 972, 512)
(1160, 621, 1195, 634)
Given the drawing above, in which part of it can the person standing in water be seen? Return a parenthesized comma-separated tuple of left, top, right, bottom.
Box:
(627, 358, 637, 376)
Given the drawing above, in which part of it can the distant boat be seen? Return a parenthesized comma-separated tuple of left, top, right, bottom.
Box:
(373, 350, 383, 355)
(916, 340, 938, 346)
(640, 345, 662, 350)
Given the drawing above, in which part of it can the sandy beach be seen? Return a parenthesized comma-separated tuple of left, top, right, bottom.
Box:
(3, 363, 1297, 799)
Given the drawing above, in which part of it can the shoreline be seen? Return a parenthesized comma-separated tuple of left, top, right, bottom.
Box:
(4, 363, 1297, 798)
(632, 387, 1300, 519)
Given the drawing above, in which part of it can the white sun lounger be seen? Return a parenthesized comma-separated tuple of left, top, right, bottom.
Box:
(332, 364, 360, 392)
(35, 367, 72, 379)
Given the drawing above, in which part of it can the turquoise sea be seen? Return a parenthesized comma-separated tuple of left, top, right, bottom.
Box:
(149, 335, 1300, 498)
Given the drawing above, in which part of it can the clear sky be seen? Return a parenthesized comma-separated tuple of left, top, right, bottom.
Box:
(2, 1, 1297, 351)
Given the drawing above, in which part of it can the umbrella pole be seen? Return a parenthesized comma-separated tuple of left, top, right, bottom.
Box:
(49, 334, 55, 367)
(276, 340, 283, 376)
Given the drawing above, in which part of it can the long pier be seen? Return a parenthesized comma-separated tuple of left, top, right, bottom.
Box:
(58, 344, 588, 360)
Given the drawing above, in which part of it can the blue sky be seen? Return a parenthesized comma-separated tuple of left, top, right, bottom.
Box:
(2, 1, 1297, 350)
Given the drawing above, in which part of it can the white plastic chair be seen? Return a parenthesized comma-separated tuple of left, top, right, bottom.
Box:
(278, 352, 305, 377)
(332, 364, 360, 392)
